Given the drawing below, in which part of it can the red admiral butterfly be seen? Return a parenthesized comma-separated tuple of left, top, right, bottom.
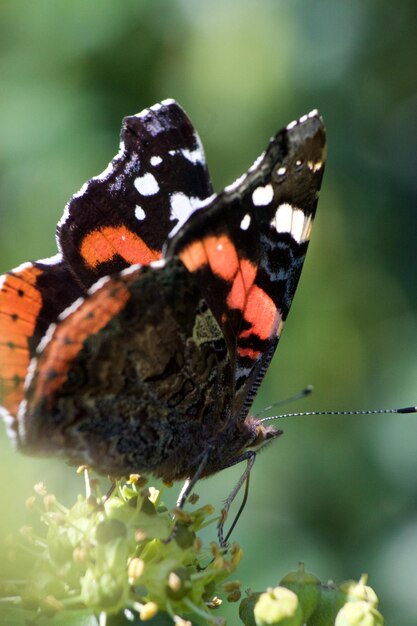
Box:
(0, 99, 326, 542)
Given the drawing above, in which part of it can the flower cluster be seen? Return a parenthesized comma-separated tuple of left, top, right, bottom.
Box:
(1, 473, 242, 625)
(239, 564, 384, 626)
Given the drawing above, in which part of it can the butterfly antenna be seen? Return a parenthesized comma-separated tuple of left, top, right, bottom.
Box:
(255, 385, 314, 417)
(261, 405, 417, 423)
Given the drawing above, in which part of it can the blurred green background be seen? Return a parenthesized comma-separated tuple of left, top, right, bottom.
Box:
(0, 1, 416, 624)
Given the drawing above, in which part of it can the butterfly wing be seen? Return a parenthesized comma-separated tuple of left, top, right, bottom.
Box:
(1, 99, 212, 429)
(169, 111, 326, 419)
(18, 259, 234, 479)
(58, 99, 213, 288)
(0, 255, 84, 431)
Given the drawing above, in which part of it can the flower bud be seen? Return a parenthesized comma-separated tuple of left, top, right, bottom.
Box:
(280, 562, 321, 621)
(166, 567, 191, 600)
(335, 601, 384, 626)
(339, 575, 379, 607)
(308, 583, 345, 626)
(139, 601, 158, 620)
(254, 586, 303, 626)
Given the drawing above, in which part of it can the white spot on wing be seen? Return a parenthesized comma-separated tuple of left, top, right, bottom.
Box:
(134, 173, 159, 196)
(135, 205, 146, 221)
(150, 155, 162, 166)
(286, 119, 298, 130)
(181, 147, 204, 164)
(168, 193, 211, 238)
(291, 208, 306, 243)
(277, 166, 286, 176)
(273, 203, 293, 233)
(272, 203, 312, 243)
(252, 184, 274, 206)
(170, 192, 194, 222)
(240, 214, 251, 230)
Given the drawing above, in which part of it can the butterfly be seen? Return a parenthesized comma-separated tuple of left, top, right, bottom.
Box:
(0, 99, 326, 543)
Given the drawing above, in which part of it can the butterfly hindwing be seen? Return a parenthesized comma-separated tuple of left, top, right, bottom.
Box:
(0, 255, 84, 431)
(18, 259, 234, 479)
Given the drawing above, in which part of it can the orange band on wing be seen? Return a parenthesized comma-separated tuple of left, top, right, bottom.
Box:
(227, 263, 283, 355)
(179, 234, 239, 281)
(31, 278, 131, 407)
(179, 233, 283, 360)
(80, 225, 160, 269)
(238, 285, 281, 341)
(0, 266, 43, 416)
(226, 259, 257, 310)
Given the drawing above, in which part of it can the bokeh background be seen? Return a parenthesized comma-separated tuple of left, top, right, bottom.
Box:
(0, 1, 416, 624)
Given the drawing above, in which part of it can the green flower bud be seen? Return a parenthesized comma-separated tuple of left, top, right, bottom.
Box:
(280, 562, 321, 620)
(254, 586, 303, 626)
(174, 523, 196, 549)
(239, 592, 261, 626)
(335, 601, 384, 626)
(308, 583, 345, 626)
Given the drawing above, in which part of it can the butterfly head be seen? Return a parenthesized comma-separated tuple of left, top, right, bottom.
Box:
(244, 417, 283, 453)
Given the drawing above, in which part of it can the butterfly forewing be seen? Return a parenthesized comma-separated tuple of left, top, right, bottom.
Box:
(58, 100, 213, 288)
(169, 111, 326, 418)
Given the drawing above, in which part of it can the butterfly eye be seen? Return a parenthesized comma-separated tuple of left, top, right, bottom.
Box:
(252, 425, 267, 447)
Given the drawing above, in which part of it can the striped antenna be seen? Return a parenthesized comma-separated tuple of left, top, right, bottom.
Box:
(261, 405, 417, 423)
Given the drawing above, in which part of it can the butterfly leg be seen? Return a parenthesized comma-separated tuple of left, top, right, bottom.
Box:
(176, 446, 212, 508)
(163, 447, 213, 543)
(217, 450, 256, 547)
